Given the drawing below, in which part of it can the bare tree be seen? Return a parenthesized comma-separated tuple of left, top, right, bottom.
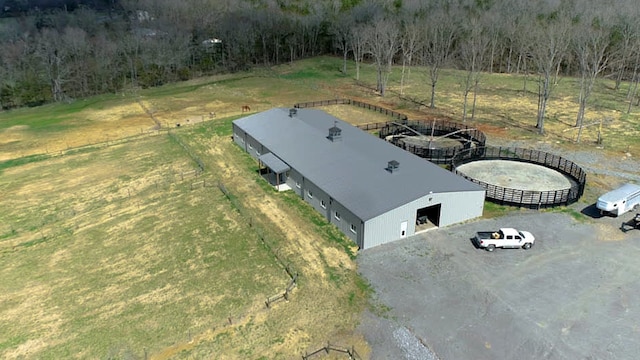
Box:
(529, 9, 572, 134)
(573, 14, 611, 142)
(458, 16, 489, 122)
(36, 28, 70, 102)
(61, 27, 91, 96)
(91, 33, 119, 93)
(398, 16, 420, 95)
(329, 12, 353, 75)
(349, 24, 367, 81)
(119, 33, 143, 89)
(303, 10, 324, 58)
(606, 0, 640, 93)
(365, 17, 400, 97)
(627, 49, 640, 114)
(217, 10, 258, 71)
(420, 6, 457, 108)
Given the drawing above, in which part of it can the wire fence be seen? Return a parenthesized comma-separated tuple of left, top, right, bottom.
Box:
(294, 98, 408, 122)
(302, 342, 362, 360)
(452, 146, 587, 208)
(217, 181, 299, 308)
(167, 130, 205, 171)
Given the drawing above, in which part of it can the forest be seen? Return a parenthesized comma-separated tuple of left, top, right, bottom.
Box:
(1, 0, 640, 134)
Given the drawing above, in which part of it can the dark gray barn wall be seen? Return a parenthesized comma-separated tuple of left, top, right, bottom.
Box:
(301, 178, 329, 219)
(244, 134, 263, 158)
(296, 177, 362, 246)
(232, 124, 247, 151)
(286, 169, 304, 198)
(232, 123, 262, 159)
(285, 169, 362, 247)
(328, 199, 363, 248)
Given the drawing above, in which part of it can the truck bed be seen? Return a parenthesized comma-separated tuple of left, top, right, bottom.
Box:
(476, 231, 501, 239)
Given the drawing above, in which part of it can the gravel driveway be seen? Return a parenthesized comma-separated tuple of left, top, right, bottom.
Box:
(357, 211, 640, 360)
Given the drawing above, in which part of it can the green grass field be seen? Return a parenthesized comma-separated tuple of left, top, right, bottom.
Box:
(0, 134, 297, 358)
(0, 113, 369, 358)
(1, 55, 639, 358)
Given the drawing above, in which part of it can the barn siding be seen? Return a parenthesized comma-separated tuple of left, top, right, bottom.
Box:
(363, 190, 484, 249)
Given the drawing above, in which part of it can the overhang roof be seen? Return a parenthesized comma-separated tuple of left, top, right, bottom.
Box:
(259, 152, 290, 173)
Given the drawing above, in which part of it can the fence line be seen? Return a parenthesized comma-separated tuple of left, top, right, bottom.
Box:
(378, 119, 487, 164)
(137, 99, 162, 129)
(302, 342, 361, 360)
(167, 130, 205, 171)
(265, 273, 298, 308)
(293, 98, 408, 122)
(217, 181, 299, 306)
(355, 122, 389, 131)
(452, 146, 587, 208)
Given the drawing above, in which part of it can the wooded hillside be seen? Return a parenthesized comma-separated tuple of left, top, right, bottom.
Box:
(1, 0, 639, 134)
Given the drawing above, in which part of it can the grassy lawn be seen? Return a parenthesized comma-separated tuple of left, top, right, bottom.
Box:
(0, 115, 370, 359)
(376, 62, 640, 153)
(1, 55, 639, 358)
(0, 134, 292, 358)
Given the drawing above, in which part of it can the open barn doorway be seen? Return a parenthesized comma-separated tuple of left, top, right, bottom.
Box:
(416, 204, 441, 233)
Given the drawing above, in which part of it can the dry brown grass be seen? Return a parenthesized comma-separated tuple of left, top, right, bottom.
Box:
(4, 56, 638, 359)
(318, 104, 396, 126)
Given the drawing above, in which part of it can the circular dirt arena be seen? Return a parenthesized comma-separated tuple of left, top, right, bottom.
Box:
(456, 160, 574, 191)
(451, 147, 586, 207)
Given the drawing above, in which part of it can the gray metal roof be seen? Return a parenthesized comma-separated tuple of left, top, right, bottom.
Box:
(259, 153, 290, 173)
(234, 108, 484, 221)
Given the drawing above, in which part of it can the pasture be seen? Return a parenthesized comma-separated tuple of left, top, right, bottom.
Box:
(0, 123, 369, 359)
(1, 56, 639, 358)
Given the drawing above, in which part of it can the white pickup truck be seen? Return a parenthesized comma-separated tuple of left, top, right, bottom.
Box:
(473, 228, 535, 252)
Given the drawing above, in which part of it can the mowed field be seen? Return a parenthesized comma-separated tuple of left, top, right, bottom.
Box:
(0, 123, 369, 358)
(0, 133, 289, 358)
(2, 56, 640, 359)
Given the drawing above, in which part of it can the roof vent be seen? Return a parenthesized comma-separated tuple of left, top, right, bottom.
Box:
(289, 108, 297, 117)
(327, 121, 342, 142)
(386, 160, 399, 173)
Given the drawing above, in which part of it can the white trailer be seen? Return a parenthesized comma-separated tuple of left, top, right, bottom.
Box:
(596, 183, 640, 217)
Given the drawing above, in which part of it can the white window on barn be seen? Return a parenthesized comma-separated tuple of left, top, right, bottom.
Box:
(296, 181, 301, 188)
(335, 211, 341, 221)
(320, 200, 326, 209)
(307, 190, 313, 198)
(248, 143, 253, 150)
(350, 223, 357, 234)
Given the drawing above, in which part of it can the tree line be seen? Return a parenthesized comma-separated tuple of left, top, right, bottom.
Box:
(1, 0, 640, 134)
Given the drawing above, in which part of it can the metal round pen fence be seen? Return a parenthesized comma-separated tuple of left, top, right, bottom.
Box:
(451, 147, 587, 208)
(378, 119, 487, 164)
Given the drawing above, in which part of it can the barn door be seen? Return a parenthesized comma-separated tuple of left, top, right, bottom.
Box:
(400, 221, 408, 238)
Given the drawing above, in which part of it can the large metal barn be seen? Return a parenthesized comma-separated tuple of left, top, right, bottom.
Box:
(232, 108, 485, 249)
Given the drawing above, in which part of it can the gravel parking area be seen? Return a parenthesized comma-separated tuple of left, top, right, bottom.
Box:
(357, 211, 640, 360)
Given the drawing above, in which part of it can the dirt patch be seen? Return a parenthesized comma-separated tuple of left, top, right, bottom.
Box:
(0, 103, 155, 161)
(137, 133, 369, 358)
(317, 104, 397, 126)
(456, 160, 573, 191)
